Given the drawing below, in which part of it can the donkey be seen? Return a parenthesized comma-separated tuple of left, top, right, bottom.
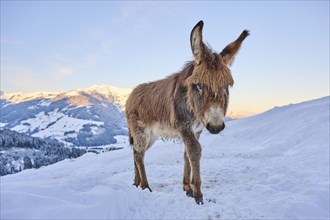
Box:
(125, 20, 249, 205)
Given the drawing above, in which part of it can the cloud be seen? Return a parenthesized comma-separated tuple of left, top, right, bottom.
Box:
(1, 39, 104, 93)
(85, 29, 112, 55)
(115, 2, 173, 34)
(50, 52, 99, 78)
(119, 3, 153, 33)
(56, 67, 76, 77)
(81, 54, 98, 68)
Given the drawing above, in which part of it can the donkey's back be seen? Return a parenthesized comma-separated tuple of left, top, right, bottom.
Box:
(126, 74, 177, 130)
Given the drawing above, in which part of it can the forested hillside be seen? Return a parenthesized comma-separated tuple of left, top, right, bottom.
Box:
(0, 129, 86, 176)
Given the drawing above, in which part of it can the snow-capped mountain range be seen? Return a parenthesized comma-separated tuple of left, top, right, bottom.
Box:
(1, 84, 131, 109)
(0, 85, 132, 146)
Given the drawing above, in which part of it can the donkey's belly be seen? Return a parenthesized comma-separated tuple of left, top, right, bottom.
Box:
(150, 123, 181, 139)
(149, 121, 203, 141)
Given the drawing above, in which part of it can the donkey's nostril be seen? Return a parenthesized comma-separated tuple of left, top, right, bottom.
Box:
(220, 123, 225, 131)
(206, 123, 225, 134)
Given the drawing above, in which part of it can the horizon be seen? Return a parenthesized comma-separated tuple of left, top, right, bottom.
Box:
(1, 83, 328, 118)
(1, 1, 329, 115)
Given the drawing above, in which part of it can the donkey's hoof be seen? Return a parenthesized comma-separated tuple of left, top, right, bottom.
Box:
(142, 185, 153, 192)
(195, 197, 204, 205)
(186, 191, 193, 198)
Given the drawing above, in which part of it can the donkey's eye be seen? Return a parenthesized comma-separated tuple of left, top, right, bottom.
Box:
(195, 83, 204, 92)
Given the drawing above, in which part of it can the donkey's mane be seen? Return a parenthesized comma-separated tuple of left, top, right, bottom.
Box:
(183, 52, 234, 95)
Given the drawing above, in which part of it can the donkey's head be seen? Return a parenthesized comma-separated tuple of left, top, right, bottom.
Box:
(187, 20, 249, 134)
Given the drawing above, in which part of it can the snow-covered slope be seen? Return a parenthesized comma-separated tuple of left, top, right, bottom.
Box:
(0, 85, 131, 146)
(78, 84, 131, 110)
(1, 96, 329, 219)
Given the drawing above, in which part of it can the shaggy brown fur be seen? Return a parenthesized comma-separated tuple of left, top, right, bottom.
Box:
(125, 20, 249, 205)
(186, 54, 233, 95)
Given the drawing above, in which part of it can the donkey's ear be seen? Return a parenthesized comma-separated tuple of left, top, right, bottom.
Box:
(190, 20, 205, 65)
(220, 30, 249, 66)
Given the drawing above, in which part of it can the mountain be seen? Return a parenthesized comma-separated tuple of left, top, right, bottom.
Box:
(1, 96, 329, 219)
(0, 84, 131, 109)
(0, 85, 132, 147)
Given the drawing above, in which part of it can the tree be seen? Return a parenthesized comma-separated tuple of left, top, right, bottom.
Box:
(23, 156, 33, 169)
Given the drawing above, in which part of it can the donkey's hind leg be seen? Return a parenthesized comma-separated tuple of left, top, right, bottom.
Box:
(133, 148, 152, 192)
(133, 152, 141, 188)
(132, 125, 154, 192)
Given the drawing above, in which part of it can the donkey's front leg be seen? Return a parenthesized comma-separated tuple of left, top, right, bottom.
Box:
(180, 129, 203, 205)
(183, 149, 193, 197)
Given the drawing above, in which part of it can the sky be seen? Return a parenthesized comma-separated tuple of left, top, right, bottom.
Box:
(1, 1, 329, 115)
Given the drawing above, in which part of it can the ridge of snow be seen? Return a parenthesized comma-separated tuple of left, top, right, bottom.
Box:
(1, 96, 329, 219)
(77, 84, 132, 109)
(0, 91, 60, 103)
(80, 84, 132, 96)
(0, 84, 132, 110)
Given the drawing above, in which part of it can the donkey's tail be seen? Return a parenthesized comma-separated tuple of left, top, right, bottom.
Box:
(128, 130, 134, 146)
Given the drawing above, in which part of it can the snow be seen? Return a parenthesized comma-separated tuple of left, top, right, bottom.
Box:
(34, 115, 104, 139)
(64, 90, 81, 97)
(80, 84, 132, 109)
(1, 96, 329, 219)
(27, 100, 51, 110)
(38, 99, 51, 107)
(12, 110, 104, 143)
(0, 92, 60, 103)
(0, 122, 8, 128)
(1, 84, 131, 111)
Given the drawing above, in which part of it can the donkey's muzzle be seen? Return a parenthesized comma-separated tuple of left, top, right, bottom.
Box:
(206, 123, 225, 134)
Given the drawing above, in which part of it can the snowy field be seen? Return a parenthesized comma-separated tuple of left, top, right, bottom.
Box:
(1, 97, 329, 219)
